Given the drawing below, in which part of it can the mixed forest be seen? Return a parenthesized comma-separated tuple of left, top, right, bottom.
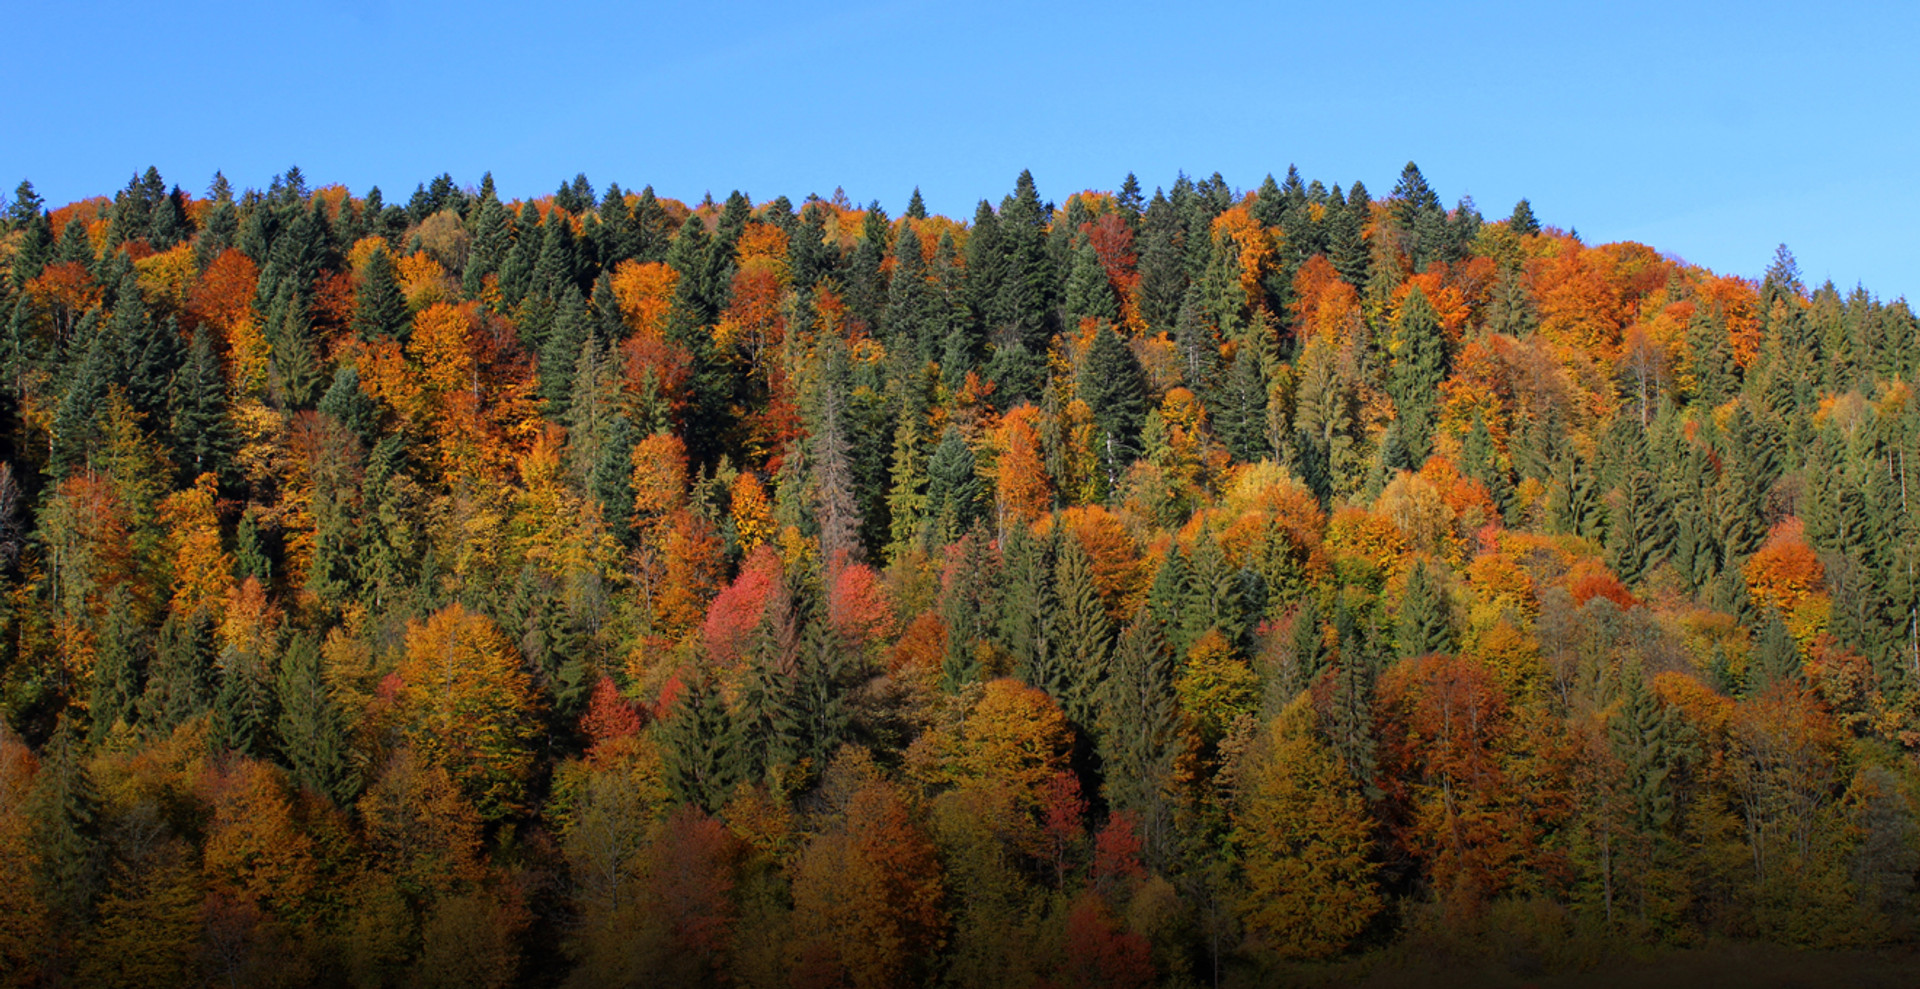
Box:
(0, 160, 1917, 987)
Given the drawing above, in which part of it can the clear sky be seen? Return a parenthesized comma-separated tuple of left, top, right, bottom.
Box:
(6, 1, 1916, 299)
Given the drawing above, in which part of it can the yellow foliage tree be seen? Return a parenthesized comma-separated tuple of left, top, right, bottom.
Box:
(1235, 695, 1381, 961)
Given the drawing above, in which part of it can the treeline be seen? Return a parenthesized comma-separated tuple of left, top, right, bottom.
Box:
(0, 160, 1917, 987)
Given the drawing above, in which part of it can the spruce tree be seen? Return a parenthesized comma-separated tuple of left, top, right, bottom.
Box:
(1386, 285, 1447, 464)
(27, 720, 104, 923)
(924, 425, 981, 547)
(277, 633, 354, 804)
(1097, 607, 1180, 862)
(659, 670, 746, 813)
(1508, 198, 1541, 237)
(1079, 321, 1148, 490)
(1746, 609, 1802, 695)
(141, 612, 216, 736)
(352, 244, 409, 341)
(1063, 237, 1118, 327)
(999, 524, 1057, 686)
(1395, 560, 1455, 659)
(1052, 534, 1113, 725)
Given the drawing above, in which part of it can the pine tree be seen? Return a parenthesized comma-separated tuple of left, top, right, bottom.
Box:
(277, 633, 355, 804)
(1396, 560, 1455, 659)
(1051, 534, 1112, 725)
(1097, 608, 1179, 862)
(1387, 285, 1447, 464)
(1508, 198, 1540, 237)
(27, 719, 104, 923)
(1063, 237, 1118, 327)
(659, 670, 746, 813)
(1079, 321, 1148, 491)
(905, 187, 928, 220)
(353, 244, 409, 341)
(924, 425, 981, 547)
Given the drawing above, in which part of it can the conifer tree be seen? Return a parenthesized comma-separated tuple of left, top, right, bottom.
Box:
(1079, 321, 1148, 490)
(1051, 534, 1112, 725)
(1396, 560, 1455, 659)
(924, 425, 981, 547)
(353, 243, 409, 341)
(1097, 607, 1179, 862)
(1000, 524, 1057, 687)
(1387, 285, 1447, 464)
(28, 720, 104, 924)
(277, 633, 354, 804)
(659, 670, 746, 813)
(1508, 198, 1540, 236)
(1745, 609, 1802, 695)
(1063, 237, 1118, 327)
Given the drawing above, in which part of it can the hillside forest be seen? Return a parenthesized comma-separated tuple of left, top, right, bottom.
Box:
(0, 162, 1917, 987)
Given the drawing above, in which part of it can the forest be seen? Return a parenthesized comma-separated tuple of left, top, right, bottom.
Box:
(0, 160, 1916, 988)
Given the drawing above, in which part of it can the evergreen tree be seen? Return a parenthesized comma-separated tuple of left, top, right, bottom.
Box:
(210, 644, 278, 759)
(1097, 608, 1180, 862)
(1326, 602, 1380, 795)
(1282, 594, 1331, 699)
(352, 243, 409, 341)
(1051, 534, 1112, 725)
(659, 670, 746, 813)
(999, 524, 1057, 686)
(940, 526, 1000, 688)
(883, 222, 932, 359)
(924, 425, 981, 547)
(905, 187, 928, 220)
(88, 586, 149, 741)
(27, 720, 104, 924)
(141, 612, 216, 736)
(1137, 190, 1187, 334)
(277, 633, 355, 804)
(1395, 560, 1455, 659)
(1745, 609, 1803, 695)
(1386, 285, 1447, 464)
(1508, 198, 1541, 236)
(1216, 341, 1271, 463)
(169, 324, 234, 483)
(1079, 321, 1148, 490)
(540, 286, 591, 418)
(1063, 237, 1118, 327)
(1329, 181, 1372, 289)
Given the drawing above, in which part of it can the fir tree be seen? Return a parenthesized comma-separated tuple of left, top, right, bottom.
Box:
(1051, 534, 1112, 726)
(659, 670, 746, 813)
(1509, 198, 1541, 237)
(277, 633, 355, 804)
(352, 243, 409, 341)
(1097, 608, 1180, 863)
(1079, 321, 1148, 490)
(1386, 285, 1447, 464)
(27, 720, 104, 923)
(1395, 560, 1455, 659)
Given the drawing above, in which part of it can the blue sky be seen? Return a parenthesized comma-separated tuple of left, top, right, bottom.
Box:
(6, 1, 1916, 298)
